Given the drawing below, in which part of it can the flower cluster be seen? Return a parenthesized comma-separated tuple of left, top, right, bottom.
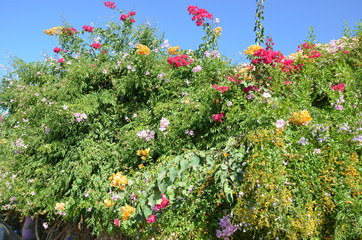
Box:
(43, 26, 62, 36)
(289, 110, 312, 125)
(135, 43, 151, 55)
(91, 43, 101, 49)
(55, 202, 67, 215)
(120, 11, 136, 23)
(204, 50, 221, 58)
(216, 216, 239, 239)
(74, 113, 87, 122)
(62, 28, 77, 36)
(213, 112, 225, 123)
(167, 55, 193, 68)
(121, 205, 136, 221)
(244, 45, 263, 55)
(212, 84, 231, 93)
(159, 117, 170, 131)
(109, 172, 128, 190)
(151, 194, 169, 212)
(168, 46, 180, 55)
(213, 27, 223, 36)
(137, 129, 155, 141)
(243, 85, 259, 93)
(82, 25, 94, 32)
(187, 5, 214, 26)
(331, 83, 345, 92)
(137, 148, 150, 160)
(104, 199, 116, 207)
(104, 1, 116, 9)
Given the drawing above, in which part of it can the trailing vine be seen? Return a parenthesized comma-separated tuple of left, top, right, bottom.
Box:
(254, 0, 265, 45)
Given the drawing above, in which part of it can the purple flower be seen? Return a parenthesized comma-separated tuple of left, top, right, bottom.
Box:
(159, 117, 170, 131)
(298, 137, 309, 145)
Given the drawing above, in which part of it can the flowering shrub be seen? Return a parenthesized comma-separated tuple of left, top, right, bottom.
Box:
(0, 1, 361, 240)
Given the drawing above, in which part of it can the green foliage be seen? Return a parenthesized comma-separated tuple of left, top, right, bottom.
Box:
(0, 4, 361, 240)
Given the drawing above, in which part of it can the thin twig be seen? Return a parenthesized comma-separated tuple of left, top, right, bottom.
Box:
(34, 217, 41, 240)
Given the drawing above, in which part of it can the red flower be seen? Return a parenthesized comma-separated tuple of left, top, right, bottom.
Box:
(146, 214, 156, 223)
(82, 25, 94, 32)
(57, 58, 65, 63)
(128, 11, 136, 16)
(213, 113, 225, 123)
(167, 55, 193, 68)
(62, 28, 77, 36)
(120, 14, 128, 21)
(104, 1, 116, 9)
(243, 86, 260, 93)
(91, 43, 101, 49)
(130, 19, 136, 23)
(187, 5, 213, 26)
(342, 51, 350, 54)
(53, 47, 63, 53)
(212, 84, 231, 93)
(331, 83, 345, 92)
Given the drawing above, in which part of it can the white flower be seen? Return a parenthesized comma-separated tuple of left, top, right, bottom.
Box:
(275, 119, 286, 128)
(263, 92, 271, 98)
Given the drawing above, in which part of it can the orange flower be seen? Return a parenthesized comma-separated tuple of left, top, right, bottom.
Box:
(109, 172, 128, 189)
(121, 205, 136, 220)
(168, 46, 180, 55)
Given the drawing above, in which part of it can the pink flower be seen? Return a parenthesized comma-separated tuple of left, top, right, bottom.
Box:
(342, 51, 350, 54)
(146, 214, 156, 223)
(167, 55, 193, 68)
(187, 5, 214, 26)
(130, 19, 136, 23)
(120, 14, 128, 21)
(104, 1, 116, 9)
(82, 25, 94, 32)
(275, 119, 286, 128)
(113, 218, 120, 226)
(160, 194, 169, 208)
(213, 113, 225, 123)
(128, 11, 136, 16)
(212, 84, 231, 93)
(91, 43, 101, 49)
(53, 47, 63, 53)
(243, 85, 259, 93)
(331, 83, 345, 92)
(57, 58, 65, 63)
(335, 105, 344, 110)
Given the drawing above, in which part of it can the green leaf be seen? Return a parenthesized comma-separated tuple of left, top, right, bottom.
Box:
(169, 167, 178, 182)
(180, 159, 189, 172)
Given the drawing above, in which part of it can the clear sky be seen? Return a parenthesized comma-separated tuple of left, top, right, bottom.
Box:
(0, 0, 361, 71)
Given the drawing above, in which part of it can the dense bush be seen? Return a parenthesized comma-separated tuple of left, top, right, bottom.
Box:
(0, 2, 361, 239)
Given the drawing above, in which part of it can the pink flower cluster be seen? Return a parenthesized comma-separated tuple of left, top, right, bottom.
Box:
(53, 47, 63, 53)
(187, 5, 214, 26)
(151, 194, 169, 212)
(227, 74, 243, 84)
(147, 194, 170, 223)
(104, 1, 116, 9)
(91, 43, 102, 49)
(331, 83, 345, 92)
(137, 129, 155, 141)
(213, 112, 225, 123)
(212, 84, 231, 93)
(120, 11, 136, 23)
(243, 85, 260, 93)
(167, 55, 194, 68)
(308, 50, 322, 58)
(63, 28, 77, 36)
(82, 25, 94, 33)
(159, 117, 170, 131)
(74, 113, 87, 122)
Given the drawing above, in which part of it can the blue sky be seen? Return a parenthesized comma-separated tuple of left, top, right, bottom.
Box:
(0, 0, 361, 71)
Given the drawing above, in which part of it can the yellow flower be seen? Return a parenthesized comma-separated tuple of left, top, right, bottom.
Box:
(244, 45, 263, 55)
(104, 199, 116, 207)
(43, 26, 63, 36)
(55, 202, 65, 211)
(121, 205, 136, 220)
(109, 172, 128, 189)
(289, 110, 312, 125)
(0, 139, 6, 144)
(135, 44, 151, 55)
(138, 164, 144, 169)
(168, 46, 180, 55)
(137, 148, 150, 160)
(213, 27, 223, 37)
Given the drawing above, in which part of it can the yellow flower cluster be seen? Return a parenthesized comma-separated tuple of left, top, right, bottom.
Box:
(244, 45, 263, 55)
(109, 172, 128, 190)
(289, 110, 312, 125)
(168, 46, 180, 55)
(137, 148, 150, 160)
(135, 43, 151, 55)
(104, 199, 116, 207)
(43, 26, 63, 36)
(55, 202, 65, 211)
(121, 204, 136, 220)
(0, 139, 6, 144)
(213, 27, 223, 37)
